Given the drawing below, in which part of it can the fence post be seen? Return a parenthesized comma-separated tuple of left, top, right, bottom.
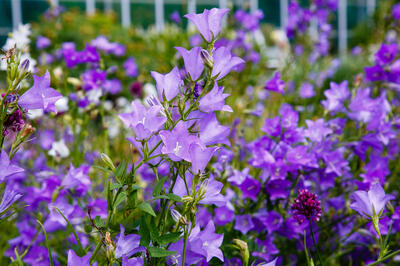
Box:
(11, 0, 22, 30)
(121, 0, 131, 28)
(280, 0, 288, 30)
(188, 0, 196, 14)
(104, 0, 112, 12)
(366, 0, 376, 15)
(155, 0, 164, 32)
(250, 0, 258, 13)
(86, 0, 95, 15)
(50, 0, 59, 7)
(338, 0, 347, 57)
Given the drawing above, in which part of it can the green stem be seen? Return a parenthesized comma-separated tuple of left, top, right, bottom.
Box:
(37, 220, 54, 266)
(308, 218, 324, 266)
(367, 250, 400, 266)
(182, 226, 188, 266)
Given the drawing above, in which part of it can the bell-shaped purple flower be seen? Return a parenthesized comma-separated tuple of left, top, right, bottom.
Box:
(159, 121, 201, 161)
(0, 185, 23, 214)
(151, 66, 183, 101)
(189, 143, 219, 174)
(115, 225, 143, 258)
(350, 183, 394, 218)
(199, 82, 232, 113)
(175, 46, 204, 80)
(375, 43, 398, 65)
(191, 220, 224, 262)
(184, 8, 229, 42)
(67, 249, 91, 266)
(211, 47, 245, 80)
(18, 70, 63, 112)
(265, 72, 285, 94)
(119, 100, 167, 140)
(0, 150, 24, 182)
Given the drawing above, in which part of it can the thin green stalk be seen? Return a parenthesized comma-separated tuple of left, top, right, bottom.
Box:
(308, 218, 323, 266)
(367, 250, 400, 266)
(37, 220, 54, 266)
(182, 227, 188, 266)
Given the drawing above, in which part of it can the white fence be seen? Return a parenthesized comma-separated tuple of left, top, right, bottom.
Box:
(7, 0, 377, 55)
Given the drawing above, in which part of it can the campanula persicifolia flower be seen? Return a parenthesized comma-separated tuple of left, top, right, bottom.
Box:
(292, 189, 322, 224)
(350, 183, 394, 218)
(184, 8, 229, 43)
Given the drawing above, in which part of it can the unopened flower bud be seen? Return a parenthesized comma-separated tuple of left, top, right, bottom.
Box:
(233, 239, 249, 266)
(200, 49, 214, 68)
(171, 209, 187, 225)
(182, 196, 193, 203)
(21, 124, 35, 139)
(100, 153, 116, 171)
(19, 59, 30, 72)
(198, 179, 209, 197)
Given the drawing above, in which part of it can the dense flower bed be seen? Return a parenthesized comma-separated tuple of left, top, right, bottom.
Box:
(0, 1, 400, 265)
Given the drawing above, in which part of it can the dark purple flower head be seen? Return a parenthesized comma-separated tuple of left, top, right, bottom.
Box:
(3, 109, 25, 136)
(292, 189, 322, 224)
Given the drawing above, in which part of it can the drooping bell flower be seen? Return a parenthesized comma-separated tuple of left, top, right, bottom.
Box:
(0, 185, 23, 214)
(115, 225, 143, 258)
(189, 142, 219, 174)
(350, 183, 394, 218)
(211, 47, 245, 80)
(151, 66, 183, 101)
(175, 46, 204, 81)
(18, 70, 62, 113)
(0, 150, 24, 182)
(199, 82, 232, 113)
(184, 8, 229, 43)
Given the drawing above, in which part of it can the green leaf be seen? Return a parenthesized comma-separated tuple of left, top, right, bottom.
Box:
(138, 202, 156, 217)
(114, 192, 127, 208)
(115, 160, 128, 180)
(94, 216, 104, 228)
(167, 193, 182, 202)
(54, 207, 85, 256)
(153, 177, 167, 196)
(158, 232, 182, 245)
(110, 183, 122, 190)
(148, 246, 176, 258)
(139, 218, 150, 247)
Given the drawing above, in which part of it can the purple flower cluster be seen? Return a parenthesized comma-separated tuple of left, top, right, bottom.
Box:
(292, 189, 322, 223)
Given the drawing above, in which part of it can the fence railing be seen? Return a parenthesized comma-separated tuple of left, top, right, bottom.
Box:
(5, 0, 377, 56)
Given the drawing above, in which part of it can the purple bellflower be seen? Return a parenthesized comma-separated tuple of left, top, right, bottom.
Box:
(119, 100, 167, 140)
(18, 70, 63, 112)
(375, 43, 398, 65)
(115, 225, 143, 258)
(151, 66, 183, 101)
(123, 57, 139, 78)
(175, 46, 204, 81)
(67, 249, 91, 266)
(199, 82, 232, 112)
(0, 185, 23, 214)
(265, 72, 285, 94)
(184, 8, 229, 43)
(0, 150, 24, 182)
(393, 3, 400, 20)
(350, 183, 394, 218)
(211, 47, 245, 80)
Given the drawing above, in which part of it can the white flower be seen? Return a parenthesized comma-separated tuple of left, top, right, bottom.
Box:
(48, 140, 70, 158)
(55, 97, 69, 113)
